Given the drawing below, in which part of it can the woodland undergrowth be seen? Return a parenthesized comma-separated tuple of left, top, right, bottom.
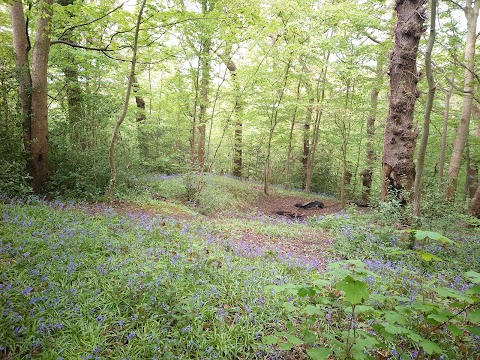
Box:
(1, 175, 479, 359)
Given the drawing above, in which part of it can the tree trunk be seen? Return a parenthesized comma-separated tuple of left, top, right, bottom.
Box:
(469, 182, 480, 217)
(285, 80, 301, 187)
(11, 0, 54, 193)
(107, 0, 146, 202)
(446, 0, 480, 198)
(438, 71, 454, 189)
(305, 51, 329, 192)
(381, 0, 427, 203)
(263, 59, 292, 195)
(361, 57, 383, 203)
(220, 50, 243, 178)
(413, 0, 436, 217)
(30, 0, 54, 192)
(10, 0, 32, 175)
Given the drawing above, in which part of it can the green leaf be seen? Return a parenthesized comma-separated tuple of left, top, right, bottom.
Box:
(419, 340, 443, 355)
(446, 324, 463, 336)
(279, 342, 292, 351)
(418, 250, 442, 262)
(385, 311, 407, 325)
(262, 335, 278, 345)
(305, 304, 324, 316)
(283, 302, 297, 312)
(298, 286, 316, 297)
(303, 329, 316, 345)
(427, 313, 448, 323)
(410, 230, 455, 244)
(469, 308, 480, 323)
(306, 347, 332, 360)
(465, 271, 480, 284)
(283, 333, 304, 345)
(465, 285, 480, 295)
(383, 324, 409, 335)
(336, 275, 370, 305)
(468, 326, 480, 336)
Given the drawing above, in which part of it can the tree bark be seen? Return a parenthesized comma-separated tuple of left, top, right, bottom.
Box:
(438, 71, 454, 189)
(413, 0, 437, 217)
(361, 57, 383, 203)
(11, 0, 54, 193)
(10, 0, 32, 175)
(107, 0, 146, 202)
(381, 0, 427, 203)
(469, 182, 480, 217)
(305, 51, 329, 193)
(219, 50, 243, 178)
(446, 0, 480, 198)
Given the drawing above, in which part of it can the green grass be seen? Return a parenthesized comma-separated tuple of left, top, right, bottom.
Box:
(0, 197, 315, 359)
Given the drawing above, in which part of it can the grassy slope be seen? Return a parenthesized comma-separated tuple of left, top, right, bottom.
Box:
(1, 175, 479, 359)
(0, 193, 316, 359)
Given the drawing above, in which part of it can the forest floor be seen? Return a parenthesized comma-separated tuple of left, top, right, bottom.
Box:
(95, 188, 345, 271)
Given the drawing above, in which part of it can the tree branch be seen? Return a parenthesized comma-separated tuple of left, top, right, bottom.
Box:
(57, 2, 127, 40)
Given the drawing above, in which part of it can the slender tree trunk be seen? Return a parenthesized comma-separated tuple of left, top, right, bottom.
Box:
(285, 80, 301, 187)
(264, 59, 292, 195)
(381, 0, 427, 203)
(107, 0, 146, 202)
(438, 71, 454, 189)
(413, 0, 437, 217)
(133, 76, 148, 158)
(305, 52, 329, 193)
(446, 0, 480, 198)
(219, 49, 243, 177)
(361, 57, 383, 203)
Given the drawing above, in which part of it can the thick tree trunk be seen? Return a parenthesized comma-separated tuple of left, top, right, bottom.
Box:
(10, 0, 32, 172)
(30, 0, 54, 193)
(446, 0, 480, 198)
(381, 0, 427, 203)
(413, 0, 436, 217)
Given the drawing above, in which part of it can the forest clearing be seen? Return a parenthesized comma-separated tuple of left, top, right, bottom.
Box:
(1, 0, 480, 358)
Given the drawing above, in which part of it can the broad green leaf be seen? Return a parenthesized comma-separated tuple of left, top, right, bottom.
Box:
(408, 230, 455, 244)
(465, 271, 480, 284)
(306, 347, 332, 360)
(283, 333, 304, 345)
(446, 324, 463, 336)
(468, 308, 480, 323)
(467, 326, 480, 336)
(418, 250, 442, 262)
(385, 311, 407, 325)
(335, 275, 370, 305)
(283, 302, 297, 312)
(298, 286, 316, 297)
(303, 329, 316, 345)
(419, 340, 443, 355)
(466, 285, 480, 295)
(427, 312, 450, 323)
(305, 304, 324, 316)
(354, 305, 375, 314)
(279, 342, 292, 351)
(262, 335, 278, 345)
(383, 324, 409, 335)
